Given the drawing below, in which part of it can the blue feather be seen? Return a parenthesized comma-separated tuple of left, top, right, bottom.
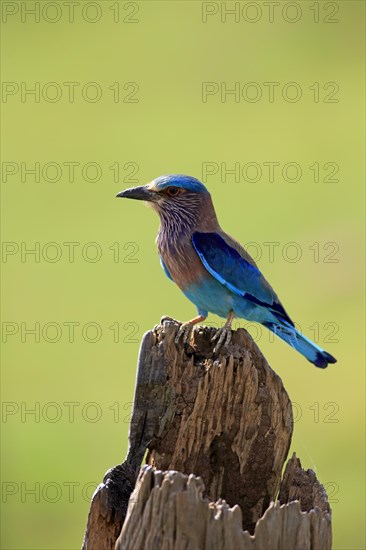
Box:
(153, 175, 209, 194)
(263, 321, 337, 369)
(192, 232, 293, 326)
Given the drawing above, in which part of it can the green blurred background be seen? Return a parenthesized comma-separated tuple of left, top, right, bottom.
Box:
(1, 1, 364, 548)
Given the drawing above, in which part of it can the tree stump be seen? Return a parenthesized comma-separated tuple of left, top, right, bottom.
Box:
(115, 459, 331, 550)
(82, 320, 332, 550)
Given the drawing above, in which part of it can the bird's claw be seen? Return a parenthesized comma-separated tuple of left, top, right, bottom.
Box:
(160, 315, 177, 324)
(160, 316, 194, 345)
(175, 323, 193, 345)
(212, 327, 232, 353)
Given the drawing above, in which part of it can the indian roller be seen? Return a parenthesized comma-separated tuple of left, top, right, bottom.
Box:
(116, 175, 337, 368)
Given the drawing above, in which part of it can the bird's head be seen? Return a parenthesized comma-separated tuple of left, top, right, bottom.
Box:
(116, 175, 213, 229)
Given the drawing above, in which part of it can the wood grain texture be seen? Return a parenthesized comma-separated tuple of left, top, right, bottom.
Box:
(115, 466, 332, 550)
(138, 320, 293, 532)
(83, 320, 331, 550)
(279, 452, 331, 515)
(82, 462, 136, 550)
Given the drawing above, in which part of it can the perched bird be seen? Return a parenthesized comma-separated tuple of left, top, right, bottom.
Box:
(117, 175, 337, 368)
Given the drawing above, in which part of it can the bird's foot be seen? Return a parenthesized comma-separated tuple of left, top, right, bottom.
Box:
(175, 322, 194, 345)
(211, 327, 232, 353)
(211, 310, 235, 353)
(160, 315, 178, 324)
(159, 316, 192, 344)
(172, 314, 207, 346)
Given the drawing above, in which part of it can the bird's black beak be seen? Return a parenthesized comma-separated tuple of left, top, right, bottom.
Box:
(116, 185, 157, 202)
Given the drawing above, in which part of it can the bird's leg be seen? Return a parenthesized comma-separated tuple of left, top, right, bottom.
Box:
(212, 310, 235, 353)
(174, 314, 207, 345)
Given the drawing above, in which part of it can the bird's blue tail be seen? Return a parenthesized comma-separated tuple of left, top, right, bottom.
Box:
(263, 321, 337, 368)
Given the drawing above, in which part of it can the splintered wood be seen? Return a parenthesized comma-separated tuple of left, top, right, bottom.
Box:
(134, 321, 293, 532)
(115, 465, 331, 550)
(82, 321, 332, 550)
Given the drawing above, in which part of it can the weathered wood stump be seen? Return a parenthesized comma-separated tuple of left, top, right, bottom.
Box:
(82, 320, 332, 550)
(115, 456, 331, 550)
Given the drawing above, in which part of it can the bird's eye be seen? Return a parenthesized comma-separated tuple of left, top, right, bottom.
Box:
(167, 186, 180, 196)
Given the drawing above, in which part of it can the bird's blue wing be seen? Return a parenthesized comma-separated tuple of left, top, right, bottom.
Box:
(192, 232, 293, 325)
(160, 256, 173, 281)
